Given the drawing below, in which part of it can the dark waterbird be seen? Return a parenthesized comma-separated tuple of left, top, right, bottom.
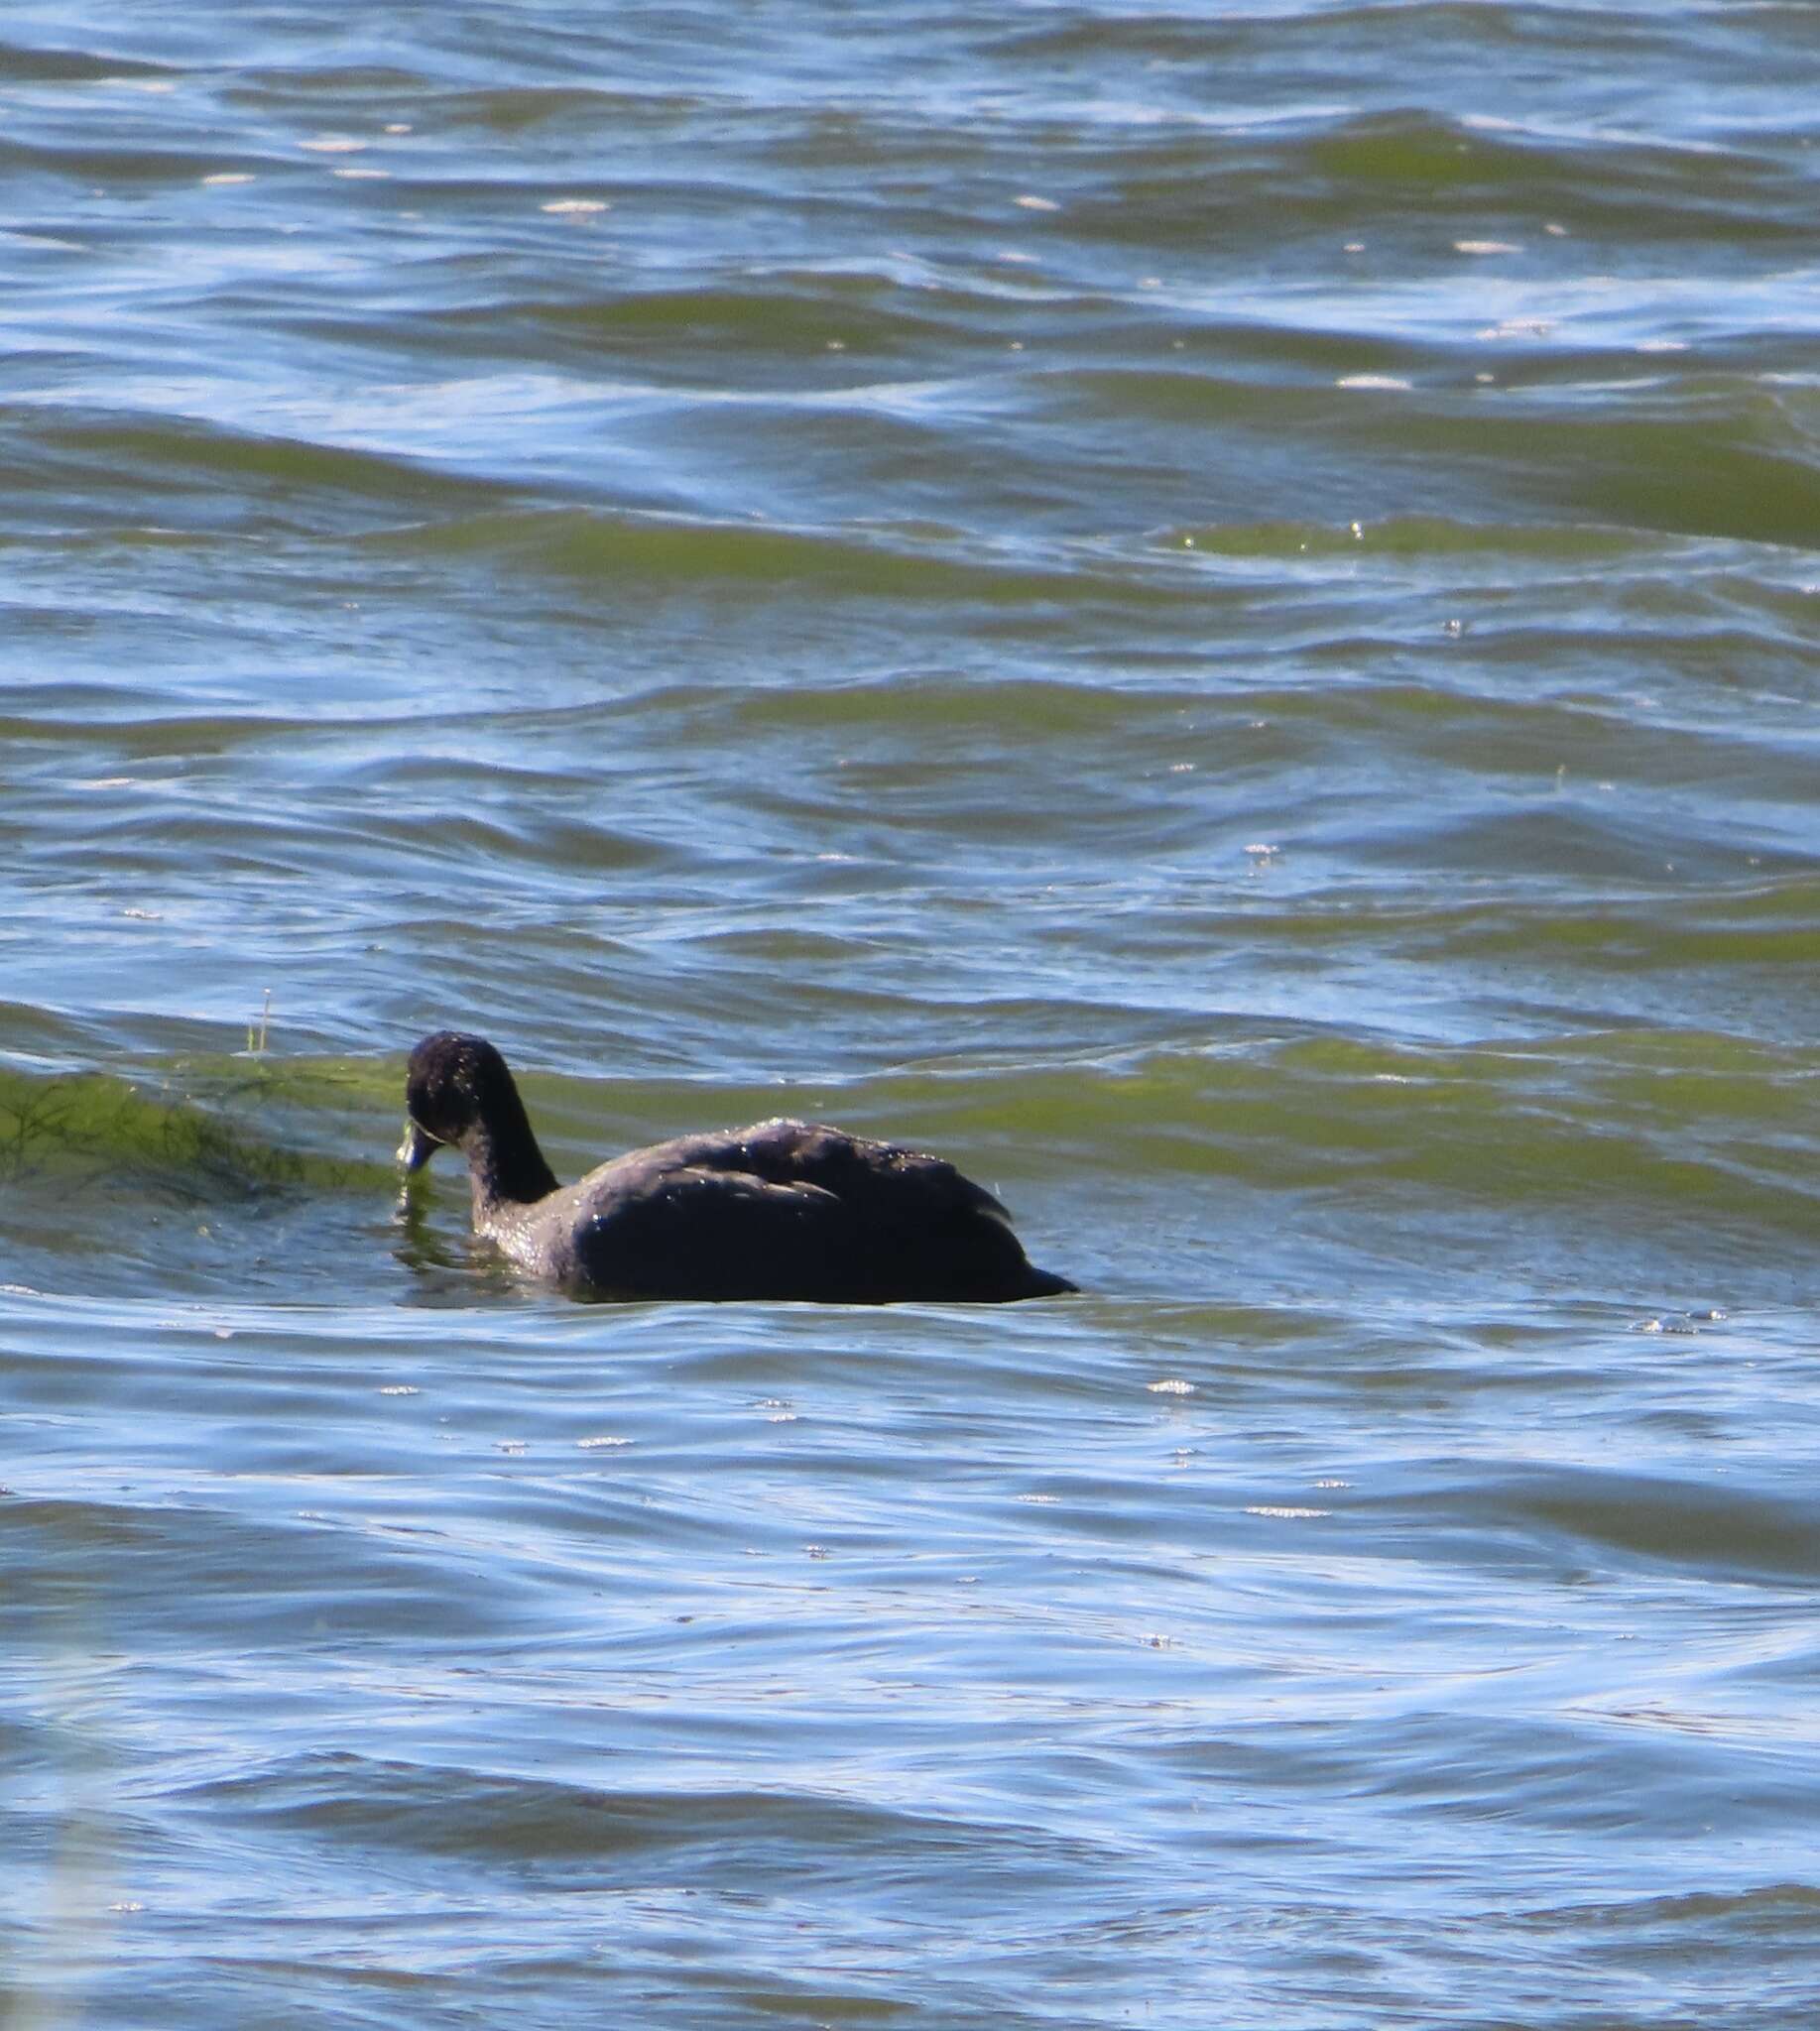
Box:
(398, 1031, 1077, 1303)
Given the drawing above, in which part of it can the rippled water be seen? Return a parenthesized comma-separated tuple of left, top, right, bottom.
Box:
(6, 3, 1820, 2024)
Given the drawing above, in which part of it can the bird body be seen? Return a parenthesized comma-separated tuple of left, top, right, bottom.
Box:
(400, 1032, 1075, 1305)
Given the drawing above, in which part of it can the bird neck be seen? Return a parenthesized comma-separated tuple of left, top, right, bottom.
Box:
(461, 1093, 559, 1211)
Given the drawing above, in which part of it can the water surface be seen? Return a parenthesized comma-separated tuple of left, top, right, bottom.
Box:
(5, 3, 1820, 2025)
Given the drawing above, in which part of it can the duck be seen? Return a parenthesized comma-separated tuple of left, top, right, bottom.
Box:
(397, 1030, 1076, 1304)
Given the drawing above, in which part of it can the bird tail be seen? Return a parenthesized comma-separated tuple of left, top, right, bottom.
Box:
(1018, 1264, 1078, 1298)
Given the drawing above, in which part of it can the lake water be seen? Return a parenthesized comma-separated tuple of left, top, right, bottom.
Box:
(5, 3, 1820, 2025)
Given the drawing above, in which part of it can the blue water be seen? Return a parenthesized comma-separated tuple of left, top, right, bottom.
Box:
(6, 3, 1820, 2024)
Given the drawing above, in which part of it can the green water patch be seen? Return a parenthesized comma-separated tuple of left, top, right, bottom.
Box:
(0, 39, 176, 83)
(1389, 404, 1820, 555)
(0, 1058, 395, 1205)
(32, 410, 517, 527)
(1426, 886, 1820, 971)
(412, 81, 682, 136)
(382, 505, 1174, 604)
(1166, 515, 1648, 564)
(531, 282, 956, 361)
(717, 667, 1188, 735)
(1298, 106, 1798, 229)
(831, 1032, 1820, 1238)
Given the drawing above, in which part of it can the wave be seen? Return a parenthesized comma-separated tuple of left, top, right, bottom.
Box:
(0, 1058, 389, 1201)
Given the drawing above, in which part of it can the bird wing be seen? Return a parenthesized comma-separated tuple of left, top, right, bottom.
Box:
(567, 1162, 858, 1300)
(712, 1118, 1013, 1220)
(561, 1120, 1031, 1302)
